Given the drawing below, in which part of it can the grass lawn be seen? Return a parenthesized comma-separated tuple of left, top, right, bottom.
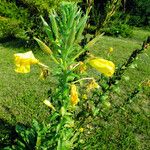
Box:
(0, 28, 150, 149)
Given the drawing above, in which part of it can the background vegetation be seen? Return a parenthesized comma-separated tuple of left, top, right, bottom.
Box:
(0, 0, 150, 43)
(0, 0, 80, 44)
(0, 0, 150, 149)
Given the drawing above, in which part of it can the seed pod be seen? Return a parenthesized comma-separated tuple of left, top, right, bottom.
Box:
(76, 14, 87, 31)
(44, 28, 54, 42)
(68, 4, 77, 28)
(61, 8, 67, 25)
(66, 22, 76, 48)
(49, 12, 59, 40)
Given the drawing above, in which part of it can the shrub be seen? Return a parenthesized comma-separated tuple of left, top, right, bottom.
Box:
(0, 0, 80, 43)
(0, 16, 26, 41)
(100, 12, 133, 38)
(102, 22, 133, 38)
(126, 0, 150, 27)
(0, 0, 31, 42)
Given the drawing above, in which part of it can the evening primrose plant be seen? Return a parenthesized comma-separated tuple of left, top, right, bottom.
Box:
(12, 2, 116, 149)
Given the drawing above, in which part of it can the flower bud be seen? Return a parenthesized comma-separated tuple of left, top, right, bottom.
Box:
(88, 58, 115, 77)
(34, 37, 52, 55)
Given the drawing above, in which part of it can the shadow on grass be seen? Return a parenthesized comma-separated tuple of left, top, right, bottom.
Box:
(0, 36, 37, 50)
(0, 119, 17, 148)
(0, 105, 28, 149)
(0, 105, 17, 148)
(0, 37, 40, 55)
(0, 36, 28, 48)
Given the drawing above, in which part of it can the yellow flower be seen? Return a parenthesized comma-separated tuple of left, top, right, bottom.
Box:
(88, 58, 115, 77)
(79, 62, 87, 73)
(108, 47, 113, 53)
(70, 84, 79, 106)
(79, 127, 84, 132)
(43, 99, 56, 111)
(14, 51, 39, 73)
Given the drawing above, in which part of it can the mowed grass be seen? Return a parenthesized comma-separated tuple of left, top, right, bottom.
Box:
(0, 46, 54, 125)
(0, 28, 150, 149)
(82, 29, 150, 149)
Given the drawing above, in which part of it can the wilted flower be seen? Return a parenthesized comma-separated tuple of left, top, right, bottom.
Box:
(79, 62, 87, 73)
(70, 84, 79, 106)
(14, 51, 39, 73)
(88, 58, 115, 77)
(39, 68, 49, 80)
(87, 79, 100, 91)
(141, 80, 150, 87)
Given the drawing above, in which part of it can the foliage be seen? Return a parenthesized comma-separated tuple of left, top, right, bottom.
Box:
(102, 21, 133, 37)
(7, 2, 91, 149)
(125, 0, 150, 27)
(0, 0, 80, 43)
(0, 29, 150, 149)
(87, 0, 150, 34)
(1, 2, 150, 150)
(96, 11, 133, 38)
(0, 0, 29, 41)
(86, 0, 122, 35)
(0, 16, 26, 41)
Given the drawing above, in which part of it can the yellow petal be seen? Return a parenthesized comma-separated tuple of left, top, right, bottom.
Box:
(15, 65, 30, 73)
(88, 58, 115, 77)
(14, 51, 39, 65)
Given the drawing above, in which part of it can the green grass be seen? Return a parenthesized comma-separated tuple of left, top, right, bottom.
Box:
(0, 46, 52, 125)
(82, 29, 150, 150)
(0, 28, 150, 149)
